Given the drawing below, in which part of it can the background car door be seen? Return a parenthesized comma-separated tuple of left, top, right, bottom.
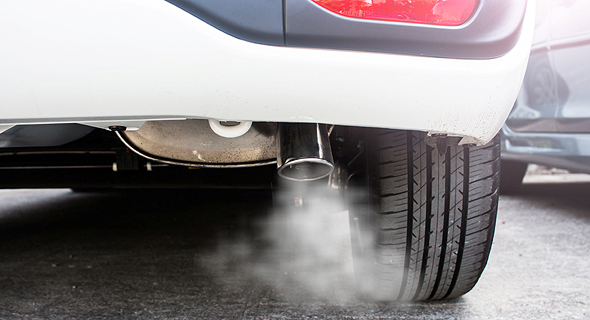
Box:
(548, 0, 590, 133)
(505, 0, 558, 133)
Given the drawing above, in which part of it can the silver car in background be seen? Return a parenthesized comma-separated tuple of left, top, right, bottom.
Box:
(502, 0, 590, 191)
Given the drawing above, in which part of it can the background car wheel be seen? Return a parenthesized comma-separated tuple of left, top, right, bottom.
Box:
(348, 130, 500, 301)
(499, 160, 528, 194)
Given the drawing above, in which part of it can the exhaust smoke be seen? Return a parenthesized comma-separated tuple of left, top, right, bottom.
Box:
(196, 181, 358, 304)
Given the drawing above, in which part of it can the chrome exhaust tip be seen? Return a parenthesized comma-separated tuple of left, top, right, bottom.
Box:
(277, 123, 334, 181)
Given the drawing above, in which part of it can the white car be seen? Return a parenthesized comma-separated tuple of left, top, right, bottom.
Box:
(0, 0, 535, 301)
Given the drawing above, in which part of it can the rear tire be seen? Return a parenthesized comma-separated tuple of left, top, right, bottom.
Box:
(348, 130, 500, 301)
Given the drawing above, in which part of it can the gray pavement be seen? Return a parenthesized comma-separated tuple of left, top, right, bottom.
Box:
(0, 177, 589, 319)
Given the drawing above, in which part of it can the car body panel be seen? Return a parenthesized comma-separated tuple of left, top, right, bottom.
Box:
(164, 0, 285, 46)
(0, 0, 535, 146)
(164, 0, 527, 59)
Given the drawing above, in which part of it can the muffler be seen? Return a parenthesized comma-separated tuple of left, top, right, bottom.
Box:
(277, 123, 334, 181)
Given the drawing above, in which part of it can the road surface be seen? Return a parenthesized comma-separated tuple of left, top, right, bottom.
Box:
(0, 176, 589, 319)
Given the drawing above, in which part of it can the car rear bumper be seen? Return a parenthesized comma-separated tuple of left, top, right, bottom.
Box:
(0, 0, 535, 146)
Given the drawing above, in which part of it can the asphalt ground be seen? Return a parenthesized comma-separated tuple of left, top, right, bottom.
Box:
(0, 172, 589, 319)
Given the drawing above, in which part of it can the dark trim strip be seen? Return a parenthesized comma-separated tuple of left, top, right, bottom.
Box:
(165, 0, 285, 46)
(165, 0, 527, 59)
(286, 0, 526, 59)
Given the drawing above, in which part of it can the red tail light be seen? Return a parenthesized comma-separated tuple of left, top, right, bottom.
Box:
(311, 0, 478, 26)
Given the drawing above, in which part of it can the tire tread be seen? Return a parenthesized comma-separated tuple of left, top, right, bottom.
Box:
(362, 130, 499, 301)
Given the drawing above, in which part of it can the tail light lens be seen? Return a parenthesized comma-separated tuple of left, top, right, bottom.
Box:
(311, 0, 478, 26)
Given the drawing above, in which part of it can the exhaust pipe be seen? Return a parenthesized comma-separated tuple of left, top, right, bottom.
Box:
(277, 123, 334, 181)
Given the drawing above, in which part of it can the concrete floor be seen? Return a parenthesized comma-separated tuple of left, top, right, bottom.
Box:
(0, 176, 589, 319)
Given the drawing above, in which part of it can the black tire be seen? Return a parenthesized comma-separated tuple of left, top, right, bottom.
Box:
(499, 160, 528, 194)
(348, 130, 500, 301)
